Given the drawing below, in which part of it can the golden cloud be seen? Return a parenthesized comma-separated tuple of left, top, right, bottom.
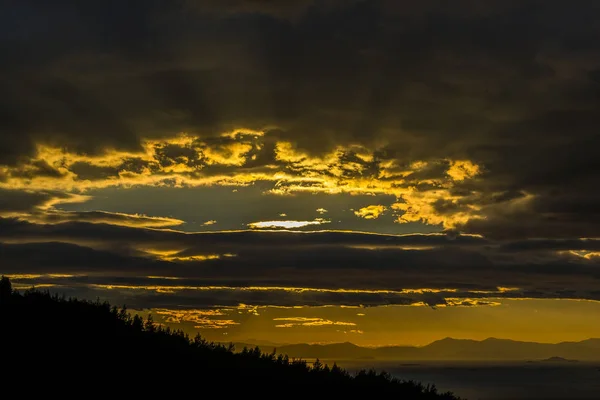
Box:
(441, 298, 502, 307)
(141, 249, 235, 262)
(354, 205, 387, 220)
(193, 320, 239, 329)
(273, 317, 356, 328)
(151, 308, 239, 329)
(584, 252, 600, 259)
(0, 131, 485, 230)
(155, 308, 227, 322)
(7, 274, 76, 280)
(201, 141, 254, 166)
(447, 160, 481, 181)
(391, 186, 483, 228)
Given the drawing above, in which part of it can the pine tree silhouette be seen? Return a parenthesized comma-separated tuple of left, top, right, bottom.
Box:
(0, 275, 11, 303)
(0, 277, 462, 399)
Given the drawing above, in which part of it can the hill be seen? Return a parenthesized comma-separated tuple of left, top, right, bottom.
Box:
(538, 356, 579, 363)
(0, 277, 460, 398)
(229, 337, 600, 362)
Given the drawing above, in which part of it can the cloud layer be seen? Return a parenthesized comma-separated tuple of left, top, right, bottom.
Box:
(2, 218, 598, 309)
(0, 0, 598, 239)
(1, 1, 599, 311)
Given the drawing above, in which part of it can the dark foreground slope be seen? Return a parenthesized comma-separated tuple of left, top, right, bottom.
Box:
(0, 279, 460, 398)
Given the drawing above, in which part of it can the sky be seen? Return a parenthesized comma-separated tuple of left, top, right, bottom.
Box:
(1, 0, 599, 346)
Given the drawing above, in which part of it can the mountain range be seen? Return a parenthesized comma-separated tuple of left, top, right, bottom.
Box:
(224, 338, 600, 361)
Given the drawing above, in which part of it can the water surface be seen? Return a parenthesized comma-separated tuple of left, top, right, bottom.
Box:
(329, 360, 600, 400)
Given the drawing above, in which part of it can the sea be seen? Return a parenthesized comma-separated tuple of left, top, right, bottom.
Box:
(325, 360, 600, 400)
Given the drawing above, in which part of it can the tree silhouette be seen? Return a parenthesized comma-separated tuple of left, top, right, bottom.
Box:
(0, 275, 11, 303)
(144, 314, 156, 332)
(0, 277, 462, 398)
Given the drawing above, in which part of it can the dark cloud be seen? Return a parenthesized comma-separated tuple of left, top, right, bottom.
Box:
(23, 210, 184, 228)
(5, 265, 600, 310)
(0, 2, 598, 248)
(1, 219, 599, 308)
(0, 217, 484, 250)
(0, 241, 168, 275)
(499, 238, 600, 252)
(68, 162, 121, 181)
(1, 281, 485, 309)
(0, 189, 82, 213)
(0, 189, 183, 227)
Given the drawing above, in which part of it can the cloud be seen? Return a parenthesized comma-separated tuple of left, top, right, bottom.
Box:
(22, 210, 185, 228)
(446, 160, 481, 182)
(202, 220, 217, 226)
(273, 317, 356, 328)
(0, 1, 598, 238)
(499, 238, 600, 253)
(0, 217, 488, 250)
(192, 320, 239, 329)
(5, 270, 596, 310)
(155, 308, 227, 322)
(0, 189, 89, 215)
(354, 205, 387, 220)
(1, 1, 600, 312)
(153, 308, 238, 329)
(0, 135, 487, 235)
(441, 298, 502, 308)
(248, 219, 331, 229)
(1, 218, 599, 309)
(0, 188, 182, 228)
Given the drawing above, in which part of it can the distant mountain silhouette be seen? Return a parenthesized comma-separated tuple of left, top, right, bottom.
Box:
(240, 338, 291, 347)
(0, 277, 460, 398)
(575, 338, 600, 348)
(231, 337, 600, 361)
(538, 356, 579, 363)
